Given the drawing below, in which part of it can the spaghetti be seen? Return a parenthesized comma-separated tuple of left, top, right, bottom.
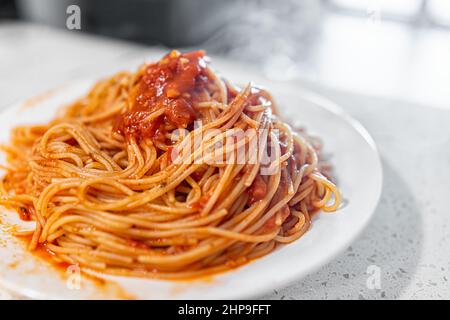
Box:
(0, 50, 340, 279)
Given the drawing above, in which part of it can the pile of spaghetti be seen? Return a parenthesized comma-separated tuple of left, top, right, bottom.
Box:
(0, 50, 340, 279)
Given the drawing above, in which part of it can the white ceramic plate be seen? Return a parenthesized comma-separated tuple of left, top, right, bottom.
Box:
(0, 71, 382, 300)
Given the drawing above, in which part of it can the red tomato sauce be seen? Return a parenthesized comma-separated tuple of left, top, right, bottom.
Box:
(114, 50, 208, 141)
(247, 175, 268, 205)
(17, 206, 33, 221)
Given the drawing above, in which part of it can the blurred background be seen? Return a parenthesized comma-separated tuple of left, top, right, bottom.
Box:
(1, 0, 449, 109)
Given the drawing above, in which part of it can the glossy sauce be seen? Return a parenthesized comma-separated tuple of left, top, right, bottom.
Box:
(247, 175, 268, 205)
(114, 50, 208, 141)
(19, 234, 71, 271)
(17, 206, 33, 221)
(15, 235, 136, 299)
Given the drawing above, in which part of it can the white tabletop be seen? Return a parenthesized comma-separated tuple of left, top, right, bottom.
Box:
(1, 22, 449, 300)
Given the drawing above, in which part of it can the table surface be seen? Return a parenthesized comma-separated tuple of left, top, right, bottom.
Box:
(0, 22, 449, 300)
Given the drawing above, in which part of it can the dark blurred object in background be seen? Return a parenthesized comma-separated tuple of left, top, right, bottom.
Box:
(15, 0, 240, 46)
(4, 0, 450, 109)
(0, 0, 17, 19)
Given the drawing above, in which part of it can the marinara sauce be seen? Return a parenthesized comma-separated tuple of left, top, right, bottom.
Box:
(114, 50, 209, 141)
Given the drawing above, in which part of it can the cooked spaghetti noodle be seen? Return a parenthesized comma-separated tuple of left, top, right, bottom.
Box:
(0, 50, 340, 279)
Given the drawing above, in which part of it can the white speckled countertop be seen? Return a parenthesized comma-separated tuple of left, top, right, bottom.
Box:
(263, 89, 450, 299)
(1, 22, 449, 300)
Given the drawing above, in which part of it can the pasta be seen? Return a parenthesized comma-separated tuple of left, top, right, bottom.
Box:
(0, 50, 340, 279)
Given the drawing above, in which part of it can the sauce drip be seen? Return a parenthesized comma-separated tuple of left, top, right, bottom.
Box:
(17, 206, 33, 221)
(114, 50, 208, 140)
